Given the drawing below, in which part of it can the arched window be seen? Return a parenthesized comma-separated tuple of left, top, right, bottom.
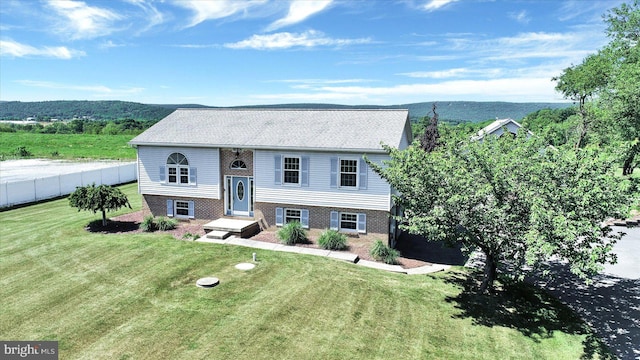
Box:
(167, 153, 190, 184)
(230, 160, 247, 170)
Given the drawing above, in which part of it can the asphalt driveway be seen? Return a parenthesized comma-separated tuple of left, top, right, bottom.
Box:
(530, 227, 640, 360)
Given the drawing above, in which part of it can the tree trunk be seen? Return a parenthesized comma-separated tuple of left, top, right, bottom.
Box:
(479, 252, 497, 294)
(102, 209, 107, 227)
(623, 145, 637, 176)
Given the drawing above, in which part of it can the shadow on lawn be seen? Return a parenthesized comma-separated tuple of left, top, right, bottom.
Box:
(444, 271, 615, 359)
(527, 262, 640, 360)
(86, 219, 140, 233)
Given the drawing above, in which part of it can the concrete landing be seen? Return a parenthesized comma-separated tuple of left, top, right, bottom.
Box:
(204, 218, 260, 238)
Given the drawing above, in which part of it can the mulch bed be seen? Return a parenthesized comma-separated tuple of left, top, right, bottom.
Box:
(103, 211, 431, 269)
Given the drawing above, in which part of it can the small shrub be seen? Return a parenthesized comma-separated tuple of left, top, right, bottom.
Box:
(277, 221, 307, 245)
(370, 239, 400, 265)
(317, 229, 348, 250)
(155, 217, 178, 231)
(140, 215, 156, 232)
(14, 146, 32, 157)
(51, 150, 60, 157)
(182, 232, 200, 241)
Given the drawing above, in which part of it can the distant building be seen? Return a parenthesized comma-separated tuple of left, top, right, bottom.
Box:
(472, 118, 533, 141)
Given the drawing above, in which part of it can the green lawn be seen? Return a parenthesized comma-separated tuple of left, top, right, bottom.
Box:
(0, 184, 611, 359)
(0, 133, 136, 160)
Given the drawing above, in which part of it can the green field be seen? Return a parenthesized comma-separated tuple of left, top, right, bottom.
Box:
(0, 184, 610, 359)
(0, 133, 136, 160)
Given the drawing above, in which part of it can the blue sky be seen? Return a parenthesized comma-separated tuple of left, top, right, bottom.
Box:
(0, 0, 624, 106)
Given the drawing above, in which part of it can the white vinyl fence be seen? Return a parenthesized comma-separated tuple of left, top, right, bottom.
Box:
(0, 162, 137, 208)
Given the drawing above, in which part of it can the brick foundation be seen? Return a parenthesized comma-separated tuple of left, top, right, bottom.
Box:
(255, 202, 390, 238)
(142, 194, 224, 220)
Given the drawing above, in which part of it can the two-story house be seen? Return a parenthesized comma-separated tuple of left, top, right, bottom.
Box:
(129, 108, 412, 244)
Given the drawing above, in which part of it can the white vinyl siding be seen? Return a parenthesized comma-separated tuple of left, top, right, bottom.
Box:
(256, 150, 391, 211)
(137, 146, 220, 199)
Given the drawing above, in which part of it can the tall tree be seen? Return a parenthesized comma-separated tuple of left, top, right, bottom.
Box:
(553, 1, 640, 174)
(602, 0, 640, 175)
(552, 54, 610, 149)
(419, 103, 440, 152)
(69, 184, 131, 226)
(369, 135, 632, 293)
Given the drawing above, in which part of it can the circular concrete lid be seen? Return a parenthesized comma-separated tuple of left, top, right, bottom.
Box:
(235, 263, 256, 270)
(196, 277, 220, 288)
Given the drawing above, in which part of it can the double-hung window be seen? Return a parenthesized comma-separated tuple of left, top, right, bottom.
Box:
(330, 211, 366, 233)
(340, 159, 358, 188)
(285, 209, 302, 224)
(340, 212, 358, 230)
(283, 156, 300, 185)
(167, 153, 190, 185)
(175, 201, 190, 216)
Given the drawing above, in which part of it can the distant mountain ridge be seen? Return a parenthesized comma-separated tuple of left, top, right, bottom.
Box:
(0, 100, 573, 124)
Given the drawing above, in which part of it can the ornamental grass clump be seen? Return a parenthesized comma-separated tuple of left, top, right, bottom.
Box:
(277, 221, 307, 245)
(317, 229, 348, 250)
(140, 215, 156, 232)
(155, 217, 178, 231)
(370, 239, 400, 265)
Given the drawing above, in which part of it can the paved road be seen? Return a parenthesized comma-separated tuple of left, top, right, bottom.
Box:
(531, 227, 640, 360)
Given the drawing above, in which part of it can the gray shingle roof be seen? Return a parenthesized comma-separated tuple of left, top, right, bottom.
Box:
(130, 108, 411, 152)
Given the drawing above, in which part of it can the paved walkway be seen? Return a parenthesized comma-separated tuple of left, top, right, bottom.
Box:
(196, 236, 451, 275)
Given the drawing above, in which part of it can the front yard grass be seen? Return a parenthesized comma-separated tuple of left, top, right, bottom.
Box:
(0, 133, 136, 160)
(0, 183, 611, 359)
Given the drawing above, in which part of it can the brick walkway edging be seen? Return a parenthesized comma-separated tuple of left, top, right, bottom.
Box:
(196, 236, 451, 275)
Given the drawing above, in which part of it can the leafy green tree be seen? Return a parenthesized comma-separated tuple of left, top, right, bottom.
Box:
(553, 1, 639, 174)
(553, 54, 610, 149)
(369, 135, 633, 293)
(601, 1, 640, 175)
(69, 184, 131, 226)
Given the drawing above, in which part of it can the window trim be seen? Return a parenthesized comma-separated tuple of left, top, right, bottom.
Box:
(331, 211, 366, 234)
(166, 152, 191, 186)
(230, 159, 247, 170)
(339, 212, 358, 232)
(339, 157, 359, 189)
(282, 155, 301, 186)
(174, 200, 190, 218)
(168, 199, 194, 219)
(285, 208, 302, 224)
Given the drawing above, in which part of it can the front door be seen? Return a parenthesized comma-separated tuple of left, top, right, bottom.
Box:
(232, 176, 249, 216)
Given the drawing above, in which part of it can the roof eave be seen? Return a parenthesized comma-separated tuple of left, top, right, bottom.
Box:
(128, 141, 390, 154)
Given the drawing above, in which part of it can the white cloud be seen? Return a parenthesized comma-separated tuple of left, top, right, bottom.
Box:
(509, 10, 530, 24)
(0, 39, 85, 59)
(124, 0, 165, 33)
(15, 80, 144, 96)
(46, 0, 122, 40)
(251, 76, 562, 104)
(422, 0, 458, 12)
(224, 30, 371, 50)
(172, 0, 267, 28)
(398, 68, 470, 79)
(266, 0, 333, 31)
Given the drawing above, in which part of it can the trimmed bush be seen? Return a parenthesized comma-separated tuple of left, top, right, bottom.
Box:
(155, 217, 178, 231)
(370, 239, 400, 265)
(277, 221, 307, 245)
(317, 229, 348, 250)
